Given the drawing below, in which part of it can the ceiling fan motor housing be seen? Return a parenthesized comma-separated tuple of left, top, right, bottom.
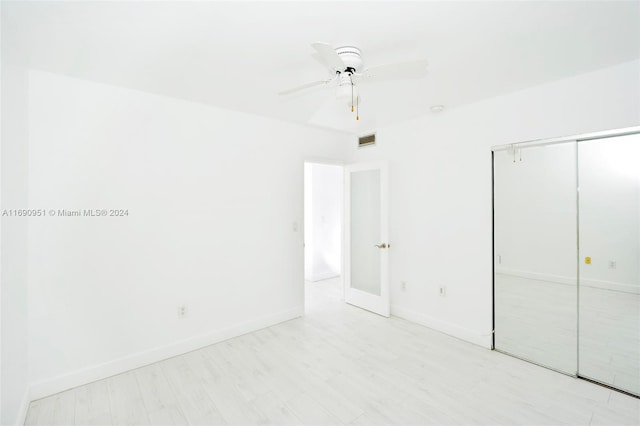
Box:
(335, 46, 362, 73)
(335, 46, 362, 106)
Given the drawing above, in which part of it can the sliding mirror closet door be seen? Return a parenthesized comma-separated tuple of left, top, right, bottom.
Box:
(494, 142, 578, 374)
(578, 134, 640, 396)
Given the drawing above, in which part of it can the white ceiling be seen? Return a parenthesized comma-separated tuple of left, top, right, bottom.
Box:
(4, 1, 639, 135)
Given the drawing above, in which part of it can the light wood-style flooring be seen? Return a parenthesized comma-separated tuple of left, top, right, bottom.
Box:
(25, 278, 639, 425)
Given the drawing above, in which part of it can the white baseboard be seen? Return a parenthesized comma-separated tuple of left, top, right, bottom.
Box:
(391, 305, 492, 349)
(308, 270, 340, 282)
(28, 306, 303, 401)
(496, 268, 639, 294)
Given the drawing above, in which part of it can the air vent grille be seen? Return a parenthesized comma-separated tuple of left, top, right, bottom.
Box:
(358, 133, 376, 147)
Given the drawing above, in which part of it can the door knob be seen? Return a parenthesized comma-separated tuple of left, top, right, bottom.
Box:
(375, 243, 388, 249)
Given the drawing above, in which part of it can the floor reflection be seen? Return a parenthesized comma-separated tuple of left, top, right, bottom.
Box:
(579, 286, 640, 395)
(495, 273, 640, 396)
(495, 274, 577, 375)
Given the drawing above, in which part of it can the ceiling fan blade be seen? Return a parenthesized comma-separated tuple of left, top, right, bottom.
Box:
(278, 78, 334, 96)
(311, 42, 345, 71)
(359, 59, 428, 82)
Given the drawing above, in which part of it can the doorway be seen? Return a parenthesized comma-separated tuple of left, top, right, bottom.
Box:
(304, 162, 344, 308)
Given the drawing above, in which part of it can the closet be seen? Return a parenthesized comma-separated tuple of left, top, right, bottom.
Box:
(493, 128, 640, 396)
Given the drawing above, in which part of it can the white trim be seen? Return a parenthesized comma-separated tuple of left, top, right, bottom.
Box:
(307, 271, 340, 282)
(303, 156, 347, 166)
(17, 390, 30, 426)
(496, 268, 639, 294)
(391, 305, 492, 349)
(28, 306, 303, 401)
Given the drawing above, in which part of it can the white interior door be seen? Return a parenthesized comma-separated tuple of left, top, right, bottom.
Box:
(345, 162, 389, 317)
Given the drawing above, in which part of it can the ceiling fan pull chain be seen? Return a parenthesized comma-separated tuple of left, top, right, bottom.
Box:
(356, 95, 360, 121)
(351, 85, 354, 112)
(350, 75, 355, 112)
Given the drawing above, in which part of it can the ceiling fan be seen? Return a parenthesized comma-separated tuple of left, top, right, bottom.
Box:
(279, 42, 428, 120)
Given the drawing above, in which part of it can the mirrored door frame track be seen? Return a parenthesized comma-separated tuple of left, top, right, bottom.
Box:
(491, 126, 640, 152)
(494, 348, 640, 399)
(491, 125, 640, 399)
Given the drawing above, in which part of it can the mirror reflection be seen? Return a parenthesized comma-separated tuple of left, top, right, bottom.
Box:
(494, 142, 578, 375)
(494, 133, 640, 397)
(578, 134, 640, 396)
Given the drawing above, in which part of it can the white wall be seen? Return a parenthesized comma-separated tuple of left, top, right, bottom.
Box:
(24, 71, 352, 399)
(1, 1, 3, 417)
(348, 59, 640, 348)
(1, 65, 31, 426)
(304, 163, 343, 282)
(304, 164, 313, 279)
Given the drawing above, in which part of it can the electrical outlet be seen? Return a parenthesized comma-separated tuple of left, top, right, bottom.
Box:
(401, 281, 407, 291)
(439, 286, 446, 297)
(178, 305, 187, 319)
(608, 260, 617, 269)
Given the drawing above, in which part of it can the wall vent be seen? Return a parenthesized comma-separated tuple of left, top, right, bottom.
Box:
(358, 133, 376, 147)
